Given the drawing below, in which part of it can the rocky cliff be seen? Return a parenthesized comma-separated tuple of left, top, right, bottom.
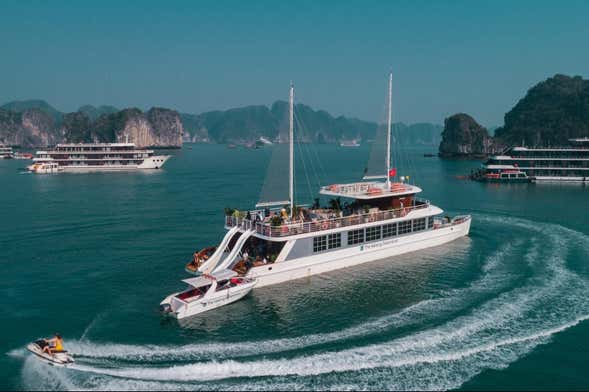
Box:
(1, 98, 441, 148)
(0, 108, 59, 147)
(439, 113, 498, 158)
(0, 104, 183, 148)
(495, 74, 589, 146)
(184, 101, 382, 144)
(89, 107, 183, 148)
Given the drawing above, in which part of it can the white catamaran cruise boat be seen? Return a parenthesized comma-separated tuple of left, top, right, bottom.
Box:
(188, 75, 471, 288)
(27, 142, 170, 173)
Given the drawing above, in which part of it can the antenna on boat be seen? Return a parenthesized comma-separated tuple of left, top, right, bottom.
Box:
(289, 81, 295, 219)
(386, 71, 393, 188)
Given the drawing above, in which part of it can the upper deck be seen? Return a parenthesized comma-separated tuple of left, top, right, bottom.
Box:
(225, 197, 436, 239)
(319, 181, 422, 200)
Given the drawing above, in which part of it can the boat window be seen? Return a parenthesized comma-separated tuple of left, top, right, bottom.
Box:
(382, 223, 397, 238)
(313, 236, 328, 252)
(327, 233, 341, 249)
(398, 220, 412, 235)
(428, 216, 434, 228)
(366, 226, 381, 241)
(413, 218, 426, 232)
(347, 229, 365, 245)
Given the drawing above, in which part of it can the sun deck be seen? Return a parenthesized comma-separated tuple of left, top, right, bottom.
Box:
(319, 181, 422, 200)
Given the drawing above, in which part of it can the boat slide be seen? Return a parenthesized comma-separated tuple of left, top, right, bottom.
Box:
(198, 226, 240, 273)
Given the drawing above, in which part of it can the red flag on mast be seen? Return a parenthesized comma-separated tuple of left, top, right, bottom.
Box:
(388, 168, 397, 177)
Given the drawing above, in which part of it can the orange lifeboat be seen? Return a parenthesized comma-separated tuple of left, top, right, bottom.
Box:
(366, 187, 383, 195)
(390, 182, 407, 193)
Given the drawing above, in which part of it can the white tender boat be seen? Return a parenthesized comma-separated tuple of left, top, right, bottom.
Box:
(160, 270, 257, 319)
(27, 161, 63, 174)
(26, 340, 74, 367)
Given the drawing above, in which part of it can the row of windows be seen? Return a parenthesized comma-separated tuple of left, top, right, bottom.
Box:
(348, 218, 429, 246)
(313, 233, 342, 252)
(313, 218, 432, 252)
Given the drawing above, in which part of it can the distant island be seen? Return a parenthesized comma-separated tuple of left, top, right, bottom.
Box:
(439, 74, 589, 158)
(0, 100, 442, 149)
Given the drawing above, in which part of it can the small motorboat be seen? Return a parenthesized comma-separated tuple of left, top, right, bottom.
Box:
(27, 162, 63, 174)
(26, 339, 74, 367)
(160, 269, 256, 319)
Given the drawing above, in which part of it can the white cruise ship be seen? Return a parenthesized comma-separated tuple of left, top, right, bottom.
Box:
(28, 142, 170, 173)
(187, 75, 471, 289)
(0, 144, 14, 159)
(477, 137, 589, 182)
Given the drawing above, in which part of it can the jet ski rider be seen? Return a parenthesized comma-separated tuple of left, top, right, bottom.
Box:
(42, 334, 64, 355)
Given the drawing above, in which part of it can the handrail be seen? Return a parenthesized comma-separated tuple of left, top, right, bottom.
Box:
(225, 199, 431, 238)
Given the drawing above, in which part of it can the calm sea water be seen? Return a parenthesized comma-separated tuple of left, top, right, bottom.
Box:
(1, 144, 588, 390)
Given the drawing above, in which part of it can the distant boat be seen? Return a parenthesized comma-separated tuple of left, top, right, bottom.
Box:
(27, 142, 170, 173)
(259, 136, 273, 145)
(0, 144, 14, 159)
(227, 144, 237, 149)
(475, 137, 589, 183)
(340, 139, 360, 147)
(423, 153, 436, 158)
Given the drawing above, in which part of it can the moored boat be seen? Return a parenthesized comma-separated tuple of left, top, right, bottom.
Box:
(0, 144, 14, 159)
(475, 137, 589, 182)
(160, 270, 257, 319)
(27, 142, 170, 173)
(27, 162, 63, 174)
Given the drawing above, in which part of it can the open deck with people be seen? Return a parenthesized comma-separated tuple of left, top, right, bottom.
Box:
(225, 196, 431, 238)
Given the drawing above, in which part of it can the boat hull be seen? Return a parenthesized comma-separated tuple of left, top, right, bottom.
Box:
(28, 156, 170, 173)
(161, 282, 256, 319)
(247, 217, 471, 288)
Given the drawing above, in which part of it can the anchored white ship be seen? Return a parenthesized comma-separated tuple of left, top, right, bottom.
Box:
(27, 142, 170, 173)
(189, 74, 471, 289)
(478, 137, 589, 182)
(340, 139, 361, 147)
(0, 144, 14, 159)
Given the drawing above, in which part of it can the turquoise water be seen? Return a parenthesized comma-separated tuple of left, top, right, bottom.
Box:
(1, 144, 589, 390)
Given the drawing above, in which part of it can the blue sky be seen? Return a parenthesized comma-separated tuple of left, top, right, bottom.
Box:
(1, 0, 587, 126)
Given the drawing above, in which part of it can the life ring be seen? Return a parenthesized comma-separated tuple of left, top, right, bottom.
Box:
(328, 184, 338, 192)
(321, 221, 329, 230)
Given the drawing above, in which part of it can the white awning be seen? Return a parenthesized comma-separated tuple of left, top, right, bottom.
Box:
(181, 270, 237, 287)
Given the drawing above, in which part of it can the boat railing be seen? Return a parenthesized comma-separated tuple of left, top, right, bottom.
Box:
(225, 198, 431, 238)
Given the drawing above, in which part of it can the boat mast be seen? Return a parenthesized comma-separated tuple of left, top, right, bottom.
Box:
(289, 82, 294, 219)
(386, 72, 392, 188)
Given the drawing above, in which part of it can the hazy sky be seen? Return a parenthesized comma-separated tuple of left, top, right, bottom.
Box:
(1, 0, 587, 126)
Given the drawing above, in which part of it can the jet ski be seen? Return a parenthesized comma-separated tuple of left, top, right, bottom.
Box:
(26, 339, 74, 367)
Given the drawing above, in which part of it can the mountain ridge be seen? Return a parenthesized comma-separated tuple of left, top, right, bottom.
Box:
(0, 98, 443, 147)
